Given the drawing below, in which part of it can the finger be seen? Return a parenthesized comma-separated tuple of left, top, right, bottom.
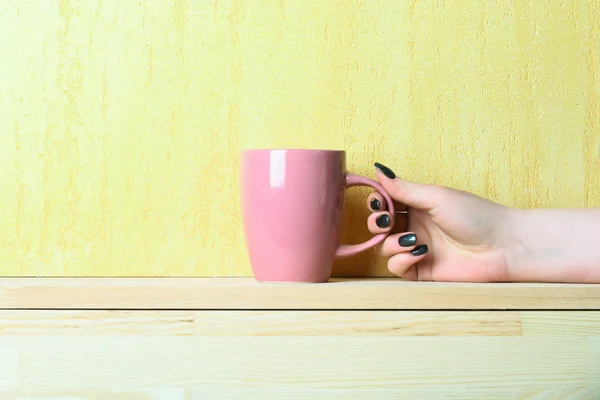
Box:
(374, 162, 441, 210)
(367, 211, 393, 234)
(367, 192, 407, 213)
(379, 232, 418, 257)
(401, 265, 419, 281)
(367, 192, 386, 212)
(387, 245, 429, 278)
(416, 262, 433, 281)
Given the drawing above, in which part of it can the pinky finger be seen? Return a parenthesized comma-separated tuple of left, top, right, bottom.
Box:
(387, 245, 429, 280)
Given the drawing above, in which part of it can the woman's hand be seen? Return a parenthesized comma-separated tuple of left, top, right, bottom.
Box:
(367, 162, 600, 283)
(366, 162, 516, 282)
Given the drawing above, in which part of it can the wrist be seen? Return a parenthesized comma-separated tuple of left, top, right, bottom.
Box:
(503, 208, 600, 283)
(502, 208, 537, 282)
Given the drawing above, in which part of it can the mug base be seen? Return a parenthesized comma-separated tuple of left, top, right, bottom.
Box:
(254, 278, 330, 284)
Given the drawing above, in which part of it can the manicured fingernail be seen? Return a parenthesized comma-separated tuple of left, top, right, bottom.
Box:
(399, 233, 417, 247)
(374, 162, 396, 179)
(411, 244, 428, 256)
(370, 198, 381, 211)
(376, 214, 390, 228)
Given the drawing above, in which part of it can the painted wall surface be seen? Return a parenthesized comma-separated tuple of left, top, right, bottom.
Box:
(1, 1, 598, 276)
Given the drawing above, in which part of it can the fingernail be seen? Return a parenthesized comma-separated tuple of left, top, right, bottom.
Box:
(374, 162, 396, 179)
(411, 244, 428, 256)
(376, 214, 390, 228)
(399, 233, 417, 247)
(370, 198, 381, 211)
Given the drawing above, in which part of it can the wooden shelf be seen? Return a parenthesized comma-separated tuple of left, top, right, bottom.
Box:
(0, 277, 599, 310)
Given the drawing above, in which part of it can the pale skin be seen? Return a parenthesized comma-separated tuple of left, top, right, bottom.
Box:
(365, 163, 600, 283)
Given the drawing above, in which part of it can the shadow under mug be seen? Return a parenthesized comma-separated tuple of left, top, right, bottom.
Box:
(240, 149, 395, 283)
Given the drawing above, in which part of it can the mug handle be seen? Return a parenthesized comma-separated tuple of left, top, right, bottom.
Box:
(335, 172, 395, 258)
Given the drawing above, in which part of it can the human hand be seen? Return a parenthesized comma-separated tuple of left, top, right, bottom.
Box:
(365, 162, 515, 282)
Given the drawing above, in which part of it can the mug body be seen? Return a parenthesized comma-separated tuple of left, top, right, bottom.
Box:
(240, 149, 346, 282)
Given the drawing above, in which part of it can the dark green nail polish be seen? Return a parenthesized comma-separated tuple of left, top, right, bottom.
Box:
(374, 162, 396, 179)
(411, 244, 428, 256)
(376, 214, 390, 229)
(370, 198, 381, 211)
(399, 233, 417, 247)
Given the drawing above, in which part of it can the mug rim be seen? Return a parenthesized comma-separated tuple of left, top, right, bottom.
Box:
(241, 148, 345, 153)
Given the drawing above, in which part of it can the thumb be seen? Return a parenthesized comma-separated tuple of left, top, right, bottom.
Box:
(374, 162, 441, 210)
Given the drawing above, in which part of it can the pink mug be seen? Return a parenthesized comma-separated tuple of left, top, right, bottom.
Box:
(240, 149, 395, 283)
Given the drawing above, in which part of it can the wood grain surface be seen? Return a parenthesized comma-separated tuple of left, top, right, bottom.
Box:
(0, 310, 598, 396)
(0, 278, 599, 310)
(0, 1, 598, 277)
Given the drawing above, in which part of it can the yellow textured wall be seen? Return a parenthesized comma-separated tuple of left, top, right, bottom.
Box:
(0, 1, 598, 276)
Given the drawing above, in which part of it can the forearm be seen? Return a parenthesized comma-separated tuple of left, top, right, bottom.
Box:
(506, 208, 600, 283)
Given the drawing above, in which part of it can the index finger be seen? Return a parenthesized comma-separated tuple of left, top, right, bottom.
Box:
(367, 193, 407, 213)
